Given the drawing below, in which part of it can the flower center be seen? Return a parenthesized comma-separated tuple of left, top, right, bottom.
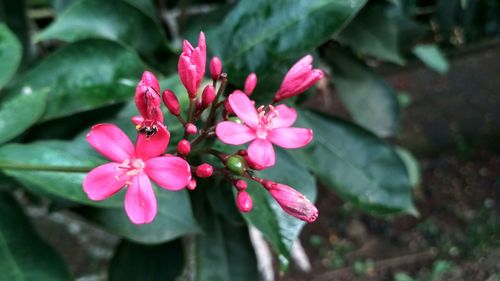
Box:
(256, 105, 279, 139)
(117, 158, 145, 178)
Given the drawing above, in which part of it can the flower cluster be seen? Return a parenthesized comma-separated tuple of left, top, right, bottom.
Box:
(83, 32, 323, 224)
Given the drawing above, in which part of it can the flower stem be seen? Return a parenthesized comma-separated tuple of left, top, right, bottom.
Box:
(204, 73, 227, 130)
(0, 163, 92, 173)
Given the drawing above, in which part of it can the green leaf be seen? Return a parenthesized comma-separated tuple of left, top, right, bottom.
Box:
(0, 140, 122, 207)
(242, 149, 317, 268)
(295, 110, 415, 215)
(413, 44, 449, 74)
(109, 239, 184, 281)
(0, 192, 72, 281)
(0, 0, 31, 66)
(325, 47, 400, 137)
(36, 0, 170, 58)
(336, 2, 406, 65)
(195, 194, 258, 281)
(5, 39, 145, 121)
(86, 189, 200, 244)
(0, 24, 22, 88)
(209, 0, 368, 94)
(0, 88, 48, 144)
(395, 147, 421, 188)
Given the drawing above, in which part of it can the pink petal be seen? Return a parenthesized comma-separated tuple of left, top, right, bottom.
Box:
(86, 124, 135, 162)
(135, 123, 170, 160)
(124, 172, 157, 224)
(216, 121, 256, 145)
(248, 139, 276, 168)
(228, 91, 259, 128)
(268, 127, 313, 149)
(272, 104, 297, 128)
(145, 156, 191, 191)
(83, 163, 128, 201)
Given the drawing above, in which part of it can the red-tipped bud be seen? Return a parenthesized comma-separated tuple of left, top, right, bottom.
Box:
(196, 163, 213, 178)
(224, 100, 234, 114)
(210, 57, 222, 81)
(235, 180, 248, 191)
(187, 179, 197, 190)
(162, 89, 180, 116)
(262, 181, 318, 223)
(185, 123, 197, 135)
(135, 71, 163, 123)
(236, 191, 253, 213)
(131, 115, 144, 126)
(273, 55, 324, 103)
(244, 73, 257, 96)
(202, 85, 216, 108)
(177, 140, 191, 155)
(178, 32, 206, 97)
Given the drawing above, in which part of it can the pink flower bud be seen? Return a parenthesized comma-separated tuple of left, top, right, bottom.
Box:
(196, 163, 213, 178)
(131, 115, 144, 126)
(162, 89, 180, 116)
(202, 85, 216, 108)
(263, 181, 318, 223)
(235, 180, 247, 191)
(244, 73, 257, 96)
(178, 32, 206, 98)
(135, 71, 163, 123)
(187, 179, 197, 190)
(185, 123, 197, 135)
(236, 191, 253, 213)
(224, 100, 234, 114)
(273, 55, 324, 102)
(210, 57, 222, 81)
(177, 140, 191, 155)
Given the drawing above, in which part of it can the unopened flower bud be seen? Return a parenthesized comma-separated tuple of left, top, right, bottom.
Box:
(225, 155, 247, 175)
(263, 181, 318, 223)
(224, 100, 234, 114)
(235, 180, 247, 191)
(202, 85, 216, 108)
(177, 140, 191, 155)
(196, 163, 213, 178)
(236, 191, 253, 213)
(185, 123, 197, 135)
(187, 179, 197, 190)
(244, 73, 257, 96)
(131, 115, 144, 126)
(135, 71, 163, 123)
(210, 57, 222, 81)
(162, 89, 180, 116)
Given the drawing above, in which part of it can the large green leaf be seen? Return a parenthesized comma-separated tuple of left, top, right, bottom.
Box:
(209, 0, 368, 96)
(0, 24, 22, 88)
(336, 2, 406, 65)
(325, 47, 400, 137)
(295, 110, 416, 215)
(5, 39, 145, 121)
(0, 192, 72, 281)
(36, 0, 170, 58)
(195, 194, 258, 281)
(0, 140, 121, 207)
(0, 0, 31, 66)
(242, 149, 317, 268)
(0, 89, 48, 144)
(85, 188, 200, 244)
(109, 239, 184, 281)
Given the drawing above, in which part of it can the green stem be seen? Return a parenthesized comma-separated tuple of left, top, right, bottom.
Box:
(0, 163, 92, 173)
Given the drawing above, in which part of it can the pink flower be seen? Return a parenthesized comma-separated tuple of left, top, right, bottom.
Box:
(263, 181, 318, 223)
(83, 124, 191, 224)
(273, 55, 324, 103)
(215, 91, 313, 168)
(135, 71, 163, 123)
(178, 32, 206, 98)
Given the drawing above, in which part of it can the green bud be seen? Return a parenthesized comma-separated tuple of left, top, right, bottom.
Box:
(225, 155, 247, 175)
(228, 116, 243, 124)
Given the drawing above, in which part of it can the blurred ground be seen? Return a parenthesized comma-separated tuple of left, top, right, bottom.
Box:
(26, 41, 500, 281)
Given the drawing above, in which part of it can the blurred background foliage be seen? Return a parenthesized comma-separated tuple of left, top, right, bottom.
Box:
(0, 0, 498, 280)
